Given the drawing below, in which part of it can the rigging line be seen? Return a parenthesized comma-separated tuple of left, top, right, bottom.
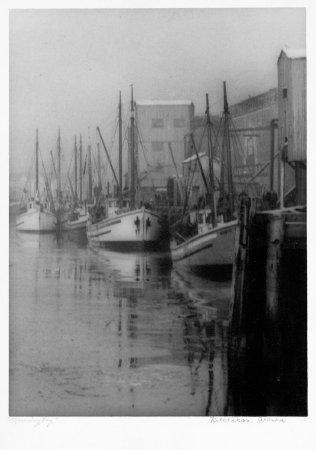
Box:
(102, 105, 120, 130)
(185, 122, 207, 197)
(91, 147, 99, 179)
(109, 127, 119, 167)
(182, 134, 202, 219)
(46, 152, 55, 187)
(98, 125, 115, 180)
(97, 119, 119, 179)
(182, 157, 198, 219)
(62, 150, 74, 193)
(22, 150, 36, 199)
(103, 120, 119, 176)
(134, 122, 156, 190)
(189, 124, 207, 183)
(122, 105, 130, 129)
(39, 150, 54, 202)
(134, 119, 151, 167)
(109, 118, 119, 151)
(134, 123, 152, 169)
(212, 115, 224, 160)
(199, 123, 217, 189)
(190, 133, 210, 195)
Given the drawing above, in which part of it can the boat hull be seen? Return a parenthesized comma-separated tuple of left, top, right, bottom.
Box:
(55, 210, 70, 232)
(170, 220, 238, 272)
(64, 214, 88, 242)
(87, 208, 163, 250)
(16, 208, 57, 232)
(64, 214, 88, 231)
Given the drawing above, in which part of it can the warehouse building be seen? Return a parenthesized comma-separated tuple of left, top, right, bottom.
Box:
(277, 48, 306, 205)
(133, 100, 194, 202)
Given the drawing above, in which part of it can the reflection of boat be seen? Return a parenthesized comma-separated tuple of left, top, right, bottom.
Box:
(90, 246, 171, 283)
(170, 84, 238, 273)
(16, 129, 57, 232)
(171, 268, 230, 414)
(171, 268, 231, 312)
(15, 228, 60, 250)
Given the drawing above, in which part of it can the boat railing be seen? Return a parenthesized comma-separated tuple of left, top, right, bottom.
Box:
(174, 232, 186, 244)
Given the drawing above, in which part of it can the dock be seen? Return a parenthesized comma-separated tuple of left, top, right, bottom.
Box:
(229, 197, 307, 415)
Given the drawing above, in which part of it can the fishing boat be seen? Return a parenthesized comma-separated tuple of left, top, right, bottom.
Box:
(16, 129, 57, 232)
(64, 135, 89, 237)
(170, 83, 238, 273)
(50, 129, 72, 232)
(64, 207, 89, 233)
(87, 89, 164, 249)
(87, 201, 163, 249)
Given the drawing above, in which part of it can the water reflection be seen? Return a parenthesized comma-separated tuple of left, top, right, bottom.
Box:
(171, 269, 231, 415)
(10, 229, 232, 416)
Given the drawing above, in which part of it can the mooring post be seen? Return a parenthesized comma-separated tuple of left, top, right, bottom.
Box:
(264, 213, 285, 365)
(229, 196, 258, 356)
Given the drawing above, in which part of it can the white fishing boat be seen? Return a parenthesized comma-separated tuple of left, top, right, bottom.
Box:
(64, 135, 89, 236)
(170, 212, 237, 270)
(87, 89, 165, 249)
(16, 199, 57, 232)
(65, 208, 89, 233)
(170, 84, 239, 273)
(87, 201, 162, 249)
(16, 129, 57, 232)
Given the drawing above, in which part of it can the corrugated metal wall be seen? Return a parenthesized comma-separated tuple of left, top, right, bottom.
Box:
(278, 52, 306, 161)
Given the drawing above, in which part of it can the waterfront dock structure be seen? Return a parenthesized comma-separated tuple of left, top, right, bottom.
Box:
(228, 49, 307, 415)
(229, 198, 306, 415)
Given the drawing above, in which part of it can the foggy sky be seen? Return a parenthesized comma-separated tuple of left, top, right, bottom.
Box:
(9, 8, 306, 177)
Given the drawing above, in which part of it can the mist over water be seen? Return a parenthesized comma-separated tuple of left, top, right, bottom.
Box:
(9, 224, 231, 416)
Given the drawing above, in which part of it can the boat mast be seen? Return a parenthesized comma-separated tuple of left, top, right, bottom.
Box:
(206, 94, 217, 227)
(119, 91, 123, 207)
(79, 134, 83, 204)
(97, 143, 102, 189)
(35, 128, 39, 195)
(57, 128, 61, 206)
(130, 85, 136, 209)
(96, 127, 119, 188)
(88, 142, 92, 203)
(74, 136, 78, 203)
(222, 81, 234, 218)
(190, 133, 210, 196)
(168, 142, 184, 204)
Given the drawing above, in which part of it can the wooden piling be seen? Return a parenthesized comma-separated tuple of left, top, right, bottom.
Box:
(229, 198, 307, 415)
(264, 214, 284, 366)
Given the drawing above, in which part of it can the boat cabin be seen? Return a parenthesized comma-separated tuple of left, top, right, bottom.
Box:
(26, 199, 50, 212)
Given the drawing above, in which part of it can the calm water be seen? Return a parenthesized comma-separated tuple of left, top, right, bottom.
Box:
(9, 224, 232, 416)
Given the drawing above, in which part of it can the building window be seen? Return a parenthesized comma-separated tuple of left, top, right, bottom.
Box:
(174, 118, 185, 128)
(282, 88, 288, 99)
(152, 141, 164, 152)
(152, 118, 164, 128)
